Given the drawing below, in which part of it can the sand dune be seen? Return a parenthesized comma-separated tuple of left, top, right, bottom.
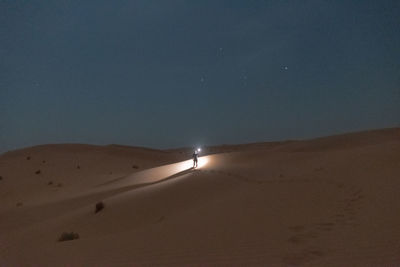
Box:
(0, 128, 399, 266)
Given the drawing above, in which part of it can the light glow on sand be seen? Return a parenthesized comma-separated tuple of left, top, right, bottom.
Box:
(170, 156, 209, 174)
(197, 156, 208, 168)
(102, 156, 211, 191)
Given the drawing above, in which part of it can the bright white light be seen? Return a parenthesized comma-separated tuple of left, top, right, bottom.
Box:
(197, 148, 201, 152)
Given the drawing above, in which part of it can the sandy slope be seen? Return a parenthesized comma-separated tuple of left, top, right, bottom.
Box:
(0, 128, 399, 266)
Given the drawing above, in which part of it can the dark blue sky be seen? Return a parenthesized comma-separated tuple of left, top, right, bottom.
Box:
(1, 0, 399, 152)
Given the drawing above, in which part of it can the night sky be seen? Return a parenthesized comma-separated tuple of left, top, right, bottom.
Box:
(1, 0, 399, 153)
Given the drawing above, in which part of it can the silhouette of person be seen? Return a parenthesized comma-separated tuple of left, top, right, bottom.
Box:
(193, 150, 198, 168)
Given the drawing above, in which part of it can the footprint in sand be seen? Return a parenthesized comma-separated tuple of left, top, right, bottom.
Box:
(285, 226, 325, 264)
(283, 248, 324, 265)
(334, 186, 364, 227)
(315, 222, 335, 232)
(156, 216, 165, 223)
(288, 225, 305, 232)
(287, 226, 318, 245)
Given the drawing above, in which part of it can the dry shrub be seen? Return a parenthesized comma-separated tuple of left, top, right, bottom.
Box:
(95, 201, 105, 213)
(58, 232, 79, 242)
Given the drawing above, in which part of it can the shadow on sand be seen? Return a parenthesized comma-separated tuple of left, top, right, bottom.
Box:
(67, 166, 198, 207)
(108, 166, 196, 193)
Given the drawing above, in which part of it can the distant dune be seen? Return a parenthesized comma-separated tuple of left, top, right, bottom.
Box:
(0, 128, 399, 266)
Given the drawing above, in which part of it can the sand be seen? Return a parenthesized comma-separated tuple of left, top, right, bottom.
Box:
(0, 128, 399, 266)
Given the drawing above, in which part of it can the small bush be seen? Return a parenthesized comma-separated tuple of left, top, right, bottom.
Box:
(77, 165, 81, 169)
(16, 202, 23, 207)
(0, 176, 3, 180)
(58, 232, 79, 242)
(132, 165, 139, 169)
(26, 156, 31, 160)
(42, 160, 46, 164)
(57, 183, 63, 187)
(95, 201, 105, 213)
(48, 181, 53, 185)
(35, 170, 41, 175)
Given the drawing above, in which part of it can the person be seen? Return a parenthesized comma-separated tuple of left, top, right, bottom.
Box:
(192, 150, 198, 168)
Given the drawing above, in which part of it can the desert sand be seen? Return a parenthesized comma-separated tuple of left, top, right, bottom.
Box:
(0, 128, 399, 266)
